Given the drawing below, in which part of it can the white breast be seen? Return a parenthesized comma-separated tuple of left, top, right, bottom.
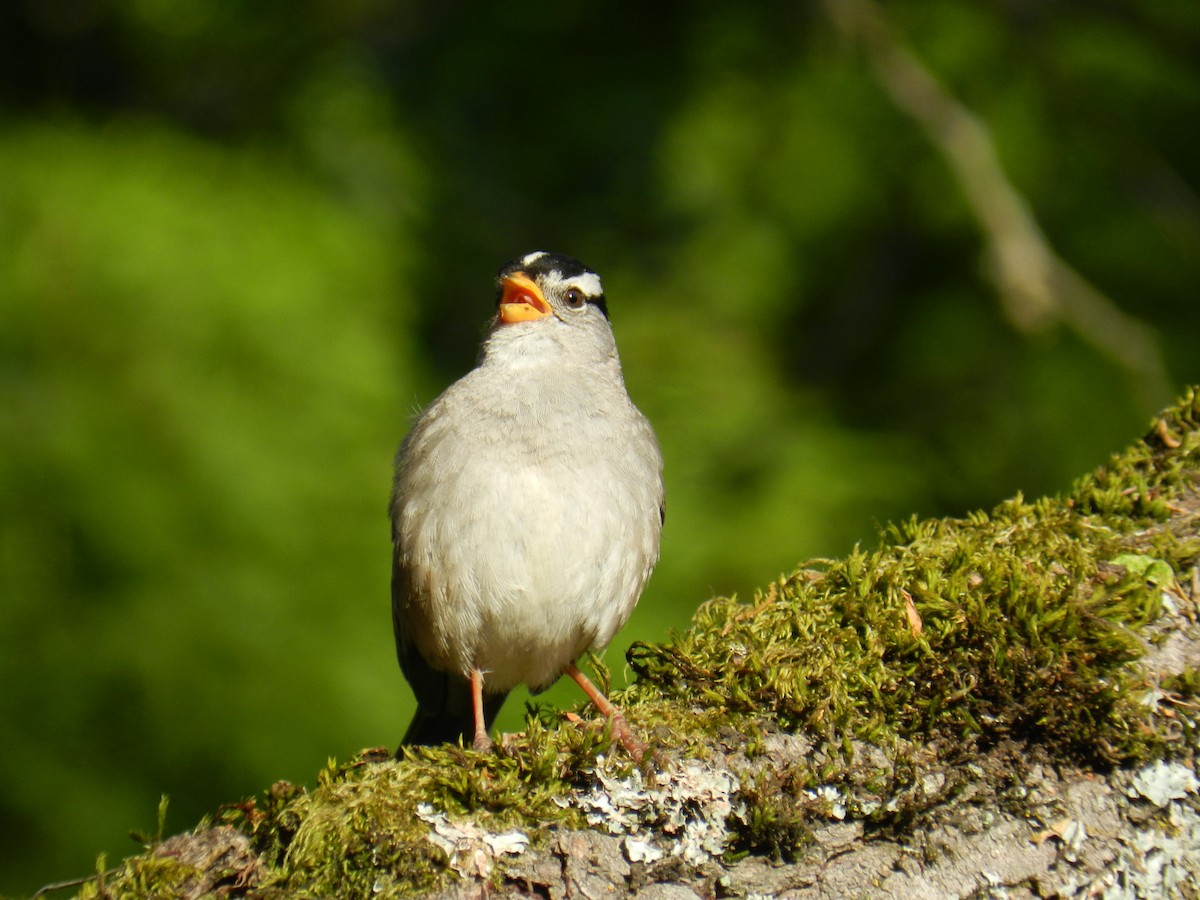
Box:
(394, 322, 662, 692)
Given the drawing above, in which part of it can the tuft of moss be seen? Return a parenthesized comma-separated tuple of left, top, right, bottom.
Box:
(76, 824, 262, 900)
(76, 854, 199, 900)
(188, 713, 633, 897)
(730, 764, 817, 862)
(1072, 386, 1200, 519)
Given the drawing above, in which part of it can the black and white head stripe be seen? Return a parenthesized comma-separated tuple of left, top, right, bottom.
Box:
(498, 251, 609, 318)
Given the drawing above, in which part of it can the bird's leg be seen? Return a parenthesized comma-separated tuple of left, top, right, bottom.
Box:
(470, 669, 492, 752)
(564, 661, 646, 761)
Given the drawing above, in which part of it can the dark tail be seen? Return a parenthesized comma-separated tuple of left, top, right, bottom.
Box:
(395, 645, 508, 753)
(401, 689, 508, 749)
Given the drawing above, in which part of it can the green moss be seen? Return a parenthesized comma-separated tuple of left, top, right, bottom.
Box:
(626, 388, 1200, 767)
(731, 765, 816, 862)
(1072, 386, 1200, 519)
(179, 713, 632, 897)
(69, 388, 1200, 896)
(620, 387, 1200, 854)
(77, 854, 200, 900)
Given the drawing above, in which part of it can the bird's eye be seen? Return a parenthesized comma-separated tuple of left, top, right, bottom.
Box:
(564, 288, 586, 309)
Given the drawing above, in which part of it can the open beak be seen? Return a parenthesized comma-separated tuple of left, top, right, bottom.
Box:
(498, 272, 552, 324)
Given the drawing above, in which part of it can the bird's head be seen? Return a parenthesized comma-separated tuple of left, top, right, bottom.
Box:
(494, 251, 609, 326)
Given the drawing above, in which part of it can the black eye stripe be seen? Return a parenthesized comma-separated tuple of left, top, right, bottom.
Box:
(495, 253, 609, 319)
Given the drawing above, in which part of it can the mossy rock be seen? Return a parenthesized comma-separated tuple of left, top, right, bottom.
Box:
(65, 388, 1200, 898)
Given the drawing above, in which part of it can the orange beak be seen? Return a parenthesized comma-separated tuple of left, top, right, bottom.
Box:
(498, 272, 552, 324)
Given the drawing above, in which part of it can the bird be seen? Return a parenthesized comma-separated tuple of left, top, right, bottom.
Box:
(390, 251, 664, 757)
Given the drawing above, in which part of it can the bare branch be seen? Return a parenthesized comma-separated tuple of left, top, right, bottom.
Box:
(824, 0, 1171, 405)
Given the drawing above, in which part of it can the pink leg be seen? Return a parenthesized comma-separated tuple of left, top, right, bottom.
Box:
(470, 669, 492, 752)
(564, 662, 646, 761)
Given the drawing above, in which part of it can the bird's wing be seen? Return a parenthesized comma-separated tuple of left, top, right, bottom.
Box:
(392, 551, 507, 749)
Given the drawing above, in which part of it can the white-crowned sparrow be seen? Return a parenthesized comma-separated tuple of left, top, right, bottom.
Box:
(391, 251, 664, 755)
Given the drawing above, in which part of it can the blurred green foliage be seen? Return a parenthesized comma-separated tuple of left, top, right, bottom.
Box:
(1, 1, 1198, 894)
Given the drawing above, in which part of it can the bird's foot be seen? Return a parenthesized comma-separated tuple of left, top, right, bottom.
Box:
(608, 711, 647, 763)
(472, 730, 493, 753)
(564, 661, 648, 762)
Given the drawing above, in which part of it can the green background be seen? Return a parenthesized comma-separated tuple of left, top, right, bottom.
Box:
(2, 1, 1198, 894)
